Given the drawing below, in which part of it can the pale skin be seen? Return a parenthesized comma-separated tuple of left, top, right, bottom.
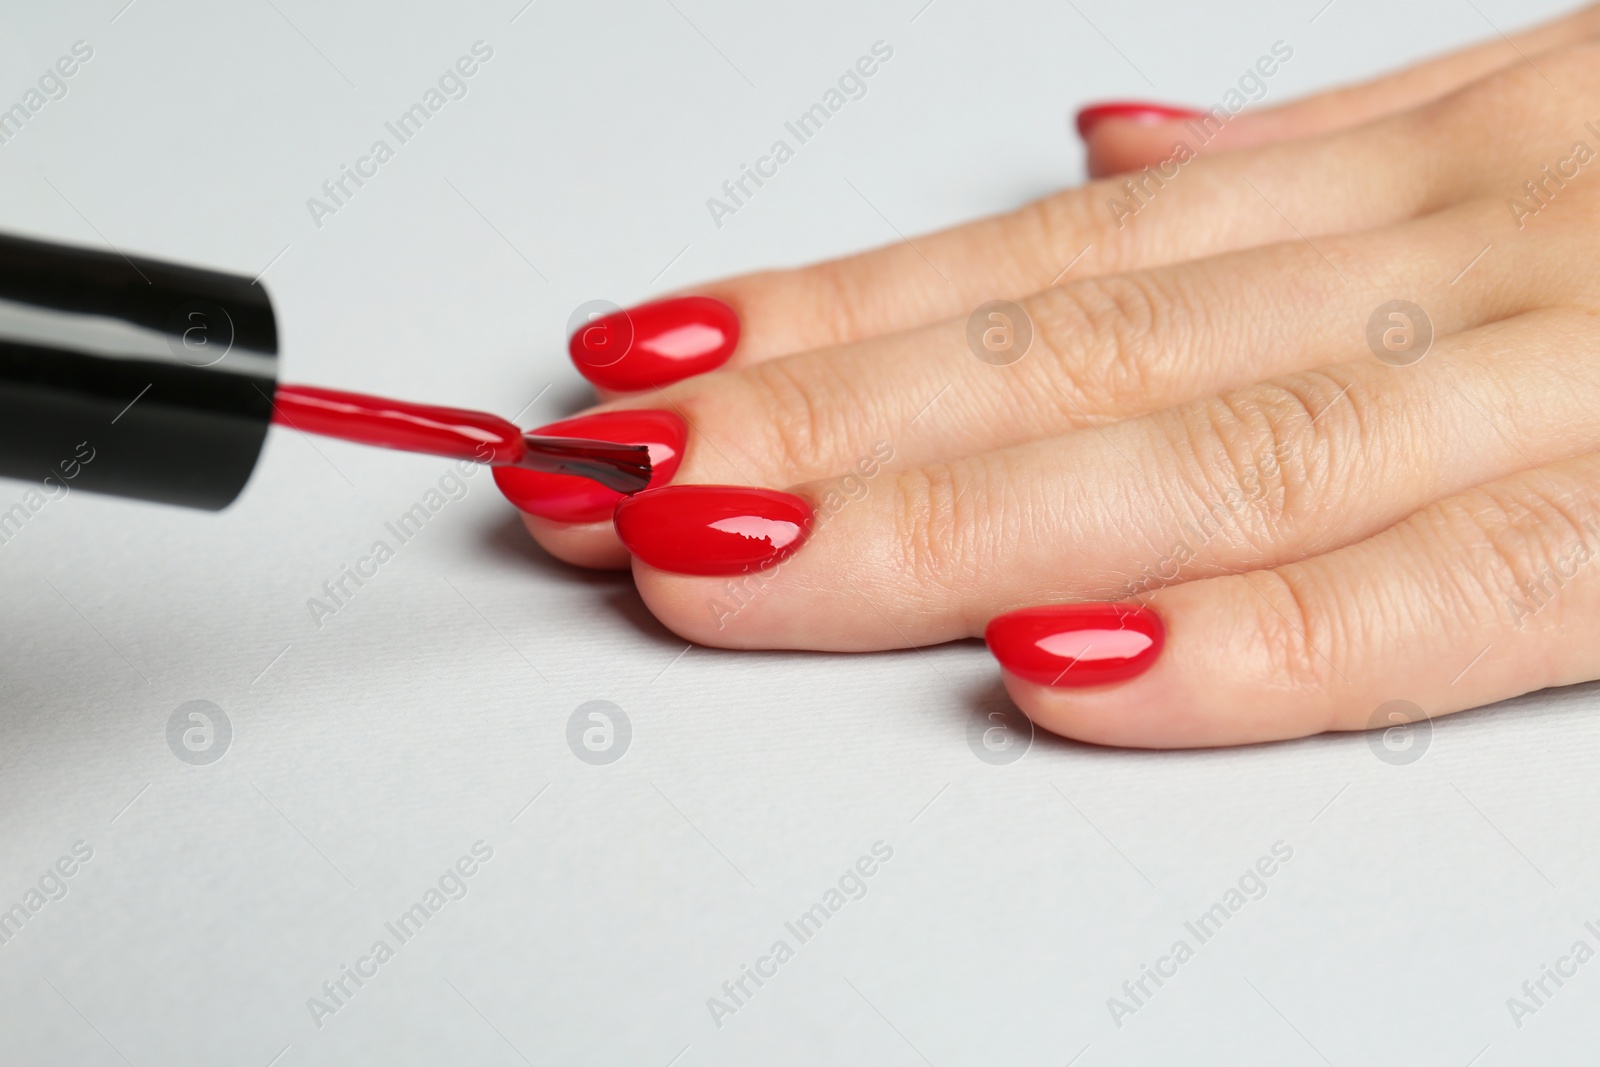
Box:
(523, 5, 1600, 748)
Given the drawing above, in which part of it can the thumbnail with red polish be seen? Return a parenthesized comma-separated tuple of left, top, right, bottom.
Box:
(613, 485, 813, 575)
(493, 410, 686, 524)
(1075, 102, 1203, 140)
(986, 604, 1164, 688)
(570, 296, 740, 391)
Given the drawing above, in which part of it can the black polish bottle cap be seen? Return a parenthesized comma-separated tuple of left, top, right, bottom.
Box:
(0, 230, 278, 511)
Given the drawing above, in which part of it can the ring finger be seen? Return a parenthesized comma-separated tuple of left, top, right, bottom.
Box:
(614, 308, 1600, 650)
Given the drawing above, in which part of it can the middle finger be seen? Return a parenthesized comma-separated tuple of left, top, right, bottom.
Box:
(523, 197, 1547, 565)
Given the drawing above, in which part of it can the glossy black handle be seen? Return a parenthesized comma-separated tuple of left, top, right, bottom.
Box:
(0, 231, 278, 511)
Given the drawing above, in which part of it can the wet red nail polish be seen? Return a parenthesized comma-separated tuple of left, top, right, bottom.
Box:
(493, 410, 686, 523)
(1075, 102, 1204, 140)
(271, 383, 652, 492)
(570, 296, 740, 391)
(613, 485, 812, 575)
(986, 604, 1164, 688)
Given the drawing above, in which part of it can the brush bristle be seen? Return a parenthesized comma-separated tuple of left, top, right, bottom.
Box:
(516, 435, 654, 494)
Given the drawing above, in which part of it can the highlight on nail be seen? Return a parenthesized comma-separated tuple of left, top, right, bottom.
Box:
(985, 603, 1164, 687)
(613, 484, 813, 576)
(569, 296, 740, 391)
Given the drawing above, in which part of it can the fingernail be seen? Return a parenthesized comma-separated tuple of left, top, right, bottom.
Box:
(613, 485, 812, 575)
(493, 409, 687, 523)
(1075, 102, 1204, 141)
(570, 296, 740, 391)
(985, 604, 1164, 687)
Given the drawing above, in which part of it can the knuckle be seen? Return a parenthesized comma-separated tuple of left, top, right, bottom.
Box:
(1247, 567, 1344, 704)
(1401, 41, 1600, 170)
(735, 357, 850, 478)
(1416, 58, 1549, 129)
(1164, 370, 1368, 556)
(1016, 189, 1106, 274)
(1427, 473, 1600, 625)
(890, 457, 1002, 615)
(785, 260, 870, 350)
(1031, 273, 1180, 420)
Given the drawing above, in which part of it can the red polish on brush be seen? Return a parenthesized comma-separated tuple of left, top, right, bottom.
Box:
(493, 409, 687, 523)
(270, 384, 653, 493)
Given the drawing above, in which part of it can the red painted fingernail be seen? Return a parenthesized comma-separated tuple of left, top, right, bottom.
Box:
(985, 604, 1164, 687)
(1075, 102, 1204, 140)
(493, 409, 687, 524)
(613, 485, 812, 575)
(570, 296, 740, 391)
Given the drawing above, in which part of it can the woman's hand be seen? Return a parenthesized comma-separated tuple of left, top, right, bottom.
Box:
(500, 5, 1600, 748)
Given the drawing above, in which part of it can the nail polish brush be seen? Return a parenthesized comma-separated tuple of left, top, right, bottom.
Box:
(0, 230, 649, 509)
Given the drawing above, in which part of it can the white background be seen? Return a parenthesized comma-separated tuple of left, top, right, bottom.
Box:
(1, 0, 1596, 1063)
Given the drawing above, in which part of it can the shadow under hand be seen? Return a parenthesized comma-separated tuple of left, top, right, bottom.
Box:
(479, 512, 684, 650)
(480, 513, 625, 586)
